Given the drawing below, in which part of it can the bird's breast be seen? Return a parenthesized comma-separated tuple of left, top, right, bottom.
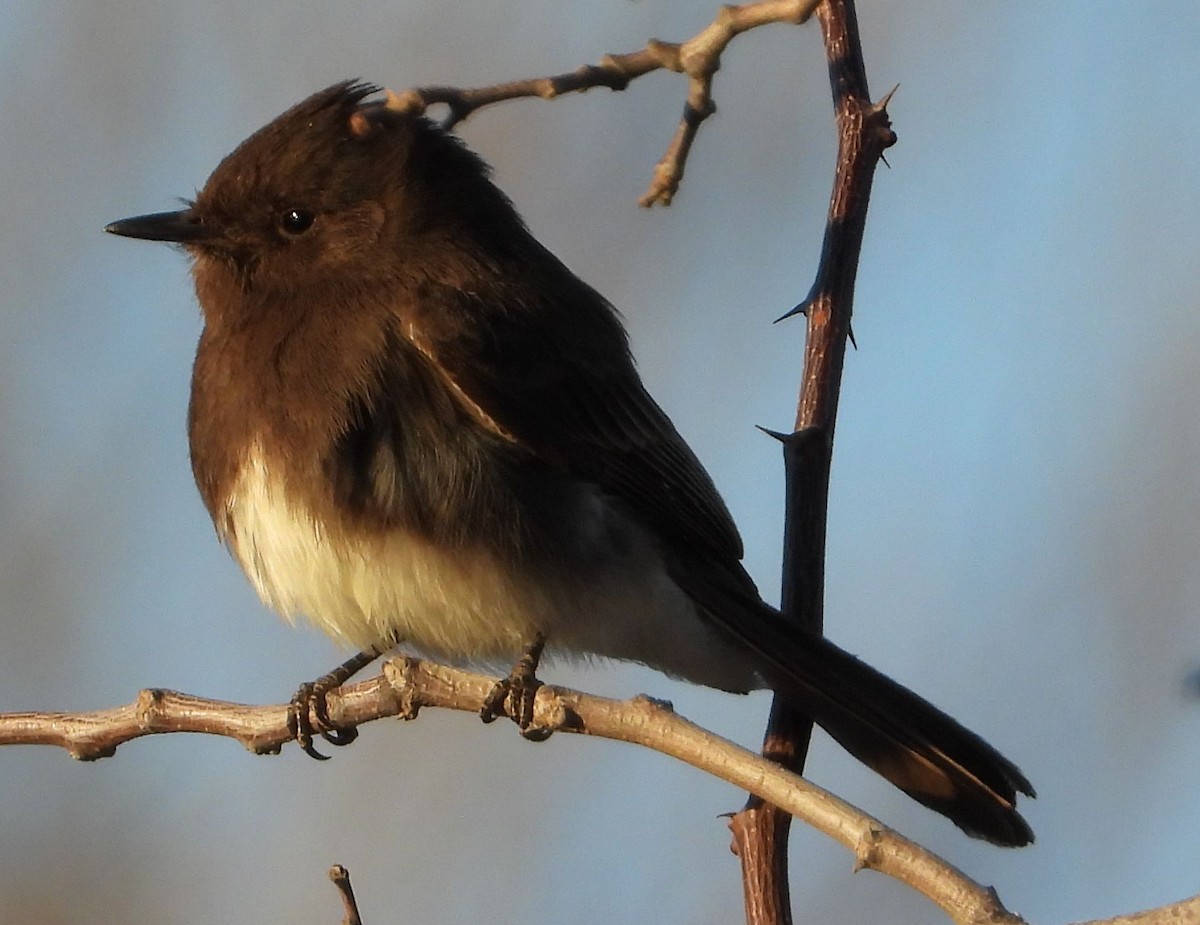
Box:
(221, 441, 547, 658)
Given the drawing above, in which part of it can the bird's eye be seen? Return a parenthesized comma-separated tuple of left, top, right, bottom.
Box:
(279, 208, 315, 235)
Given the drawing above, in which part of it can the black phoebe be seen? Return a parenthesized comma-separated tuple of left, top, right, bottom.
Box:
(106, 81, 1034, 845)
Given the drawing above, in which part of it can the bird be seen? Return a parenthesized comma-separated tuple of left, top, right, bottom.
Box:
(105, 80, 1034, 846)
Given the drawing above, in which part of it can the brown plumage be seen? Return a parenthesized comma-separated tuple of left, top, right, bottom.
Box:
(107, 81, 1034, 846)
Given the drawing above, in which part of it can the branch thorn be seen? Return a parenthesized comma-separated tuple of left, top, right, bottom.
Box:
(775, 299, 810, 323)
(755, 424, 791, 443)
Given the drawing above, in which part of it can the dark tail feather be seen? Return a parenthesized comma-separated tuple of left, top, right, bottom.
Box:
(686, 572, 1035, 846)
(771, 629, 1035, 846)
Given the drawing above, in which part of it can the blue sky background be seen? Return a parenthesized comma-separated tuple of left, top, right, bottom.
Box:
(1, 3, 1198, 923)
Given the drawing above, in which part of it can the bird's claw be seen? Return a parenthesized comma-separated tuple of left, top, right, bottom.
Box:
(289, 679, 360, 760)
(480, 633, 551, 741)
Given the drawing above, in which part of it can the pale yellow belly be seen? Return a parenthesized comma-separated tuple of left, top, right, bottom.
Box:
(219, 443, 763, 691)
(222, 445, 549, 657)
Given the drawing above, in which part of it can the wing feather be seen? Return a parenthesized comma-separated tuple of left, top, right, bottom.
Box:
(396, 262, 744, 565)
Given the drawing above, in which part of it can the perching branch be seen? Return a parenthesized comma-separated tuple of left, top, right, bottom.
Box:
(1, 664, 1196, 925)
(386, 0, 821, 205)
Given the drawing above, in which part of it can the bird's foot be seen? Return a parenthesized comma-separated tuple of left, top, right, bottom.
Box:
(288, 648, 380, 759)
(480, 633, 551, 741)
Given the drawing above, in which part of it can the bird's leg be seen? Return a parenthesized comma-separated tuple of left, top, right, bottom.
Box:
(480, 632, 549, 740)
(289, 647, 383, 760)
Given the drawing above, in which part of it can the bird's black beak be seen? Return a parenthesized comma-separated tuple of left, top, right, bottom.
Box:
(105, 209, 210, 244)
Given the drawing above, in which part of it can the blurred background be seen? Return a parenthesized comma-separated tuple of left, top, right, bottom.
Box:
(1, 3, 1198, 923)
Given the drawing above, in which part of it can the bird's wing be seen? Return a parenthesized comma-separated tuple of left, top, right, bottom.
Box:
(397, 267, 746, 568)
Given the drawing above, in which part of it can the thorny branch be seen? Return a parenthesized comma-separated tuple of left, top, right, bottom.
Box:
(729, 3, 897, 923)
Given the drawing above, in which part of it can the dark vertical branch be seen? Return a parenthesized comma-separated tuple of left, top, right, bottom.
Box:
(728, 3, 896, 924)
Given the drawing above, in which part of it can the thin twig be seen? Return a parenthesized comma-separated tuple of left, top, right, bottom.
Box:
(329, 865, 364, 925)
(385, 0, 821, 206)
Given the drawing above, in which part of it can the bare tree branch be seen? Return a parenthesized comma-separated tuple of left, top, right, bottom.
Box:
(1, 662, 1196, 925)
(386, 0, 822, 206)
